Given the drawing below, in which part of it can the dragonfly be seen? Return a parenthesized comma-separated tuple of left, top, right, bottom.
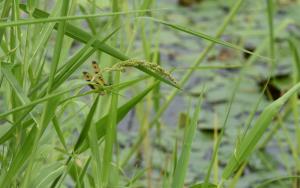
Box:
(82, 61, 128, 98)
(83, 61, 108, 94)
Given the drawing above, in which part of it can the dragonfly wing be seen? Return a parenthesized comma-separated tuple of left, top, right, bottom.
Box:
(91, 61, 106, 86)
(83, 71, 96, 89)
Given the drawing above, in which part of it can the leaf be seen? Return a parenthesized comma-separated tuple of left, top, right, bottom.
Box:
(190, 182, 217, 188)
(288, 37, 300, 82)
(73, 95, 100, 152)
(46, 0, 69, 93)
(0, 85, 82, 119)
(0, 127, 38, 187)
(118, 0, 246, 167)
(172, 95, 203, 188)
(77, 81, 158, 153)
(222, 82, 300, 179)
(0, 76, 148, 145)
(145, 17, 270, 61)
(0, 5, 164, 28)
(51, 82, 158, 187)
(30, 163, 65, 188)
(102, 71, 120, 187)
(0, 62, 39, 124)
(19, 4, 179, 89)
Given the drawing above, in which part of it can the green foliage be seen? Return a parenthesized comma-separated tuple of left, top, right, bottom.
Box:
(0, 0, 300, 187)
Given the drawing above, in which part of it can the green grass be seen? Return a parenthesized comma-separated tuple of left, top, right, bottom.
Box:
(0, 0, 300, 188)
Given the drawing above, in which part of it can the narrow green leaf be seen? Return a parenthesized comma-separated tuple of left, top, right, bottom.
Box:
(172, 95, 203, 188)
(190, 182, 217, 188)
(222, 82, 300, 179)
(102, 71, 120, 187)
(0, 117, 34, 145)
(0, 76, 147, 145)
(0, 0, 11, 43)
(19, 4, 179, 89)
(88, 121, 102, 187)
(31, 164, 65, 188)
(77, 81, 158, 153)
(146, 17, 270, 61)
(52, 116, 68, 151)
(108, 76, 149, 91)
(254, 176, 300, 188)
(0, 85, 82, 119)
(267, 0, 275, 63)
(51, 82, 158, 187)
(74, 95, 100, 152)
(0, 127, 38, 187)
(288, 38, 300, 82)
(1, 63, 30, 104)
(121, 0, 245, 170)
(78, 157, 92, 187)
(0, 62, 40, 124)
(46, 0, 69, 93)
(0, 5, 168, 28)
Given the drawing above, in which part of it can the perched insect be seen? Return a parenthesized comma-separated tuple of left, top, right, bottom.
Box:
(83, 61, 108, 94)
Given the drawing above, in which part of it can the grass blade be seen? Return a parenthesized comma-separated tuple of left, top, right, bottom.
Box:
(171, 94, 203, 188)
(73, 95, 100, 152)
(50, 82, 158, 187)
(120, 0, 245, 169)
(102, 72, 120, 187)
(77, 81, 158, 153)
(146, 17, 270, 61)
(0, 128, 38, 187)
(0, 5, 168, 28)
(19, 4, 179, 89)
(222, 82, 300, 180)
(0, 85, 82, 119)
(288, 38, 300, 84)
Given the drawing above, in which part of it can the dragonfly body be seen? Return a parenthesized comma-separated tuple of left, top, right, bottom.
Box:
(83, 61, 108, 94)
